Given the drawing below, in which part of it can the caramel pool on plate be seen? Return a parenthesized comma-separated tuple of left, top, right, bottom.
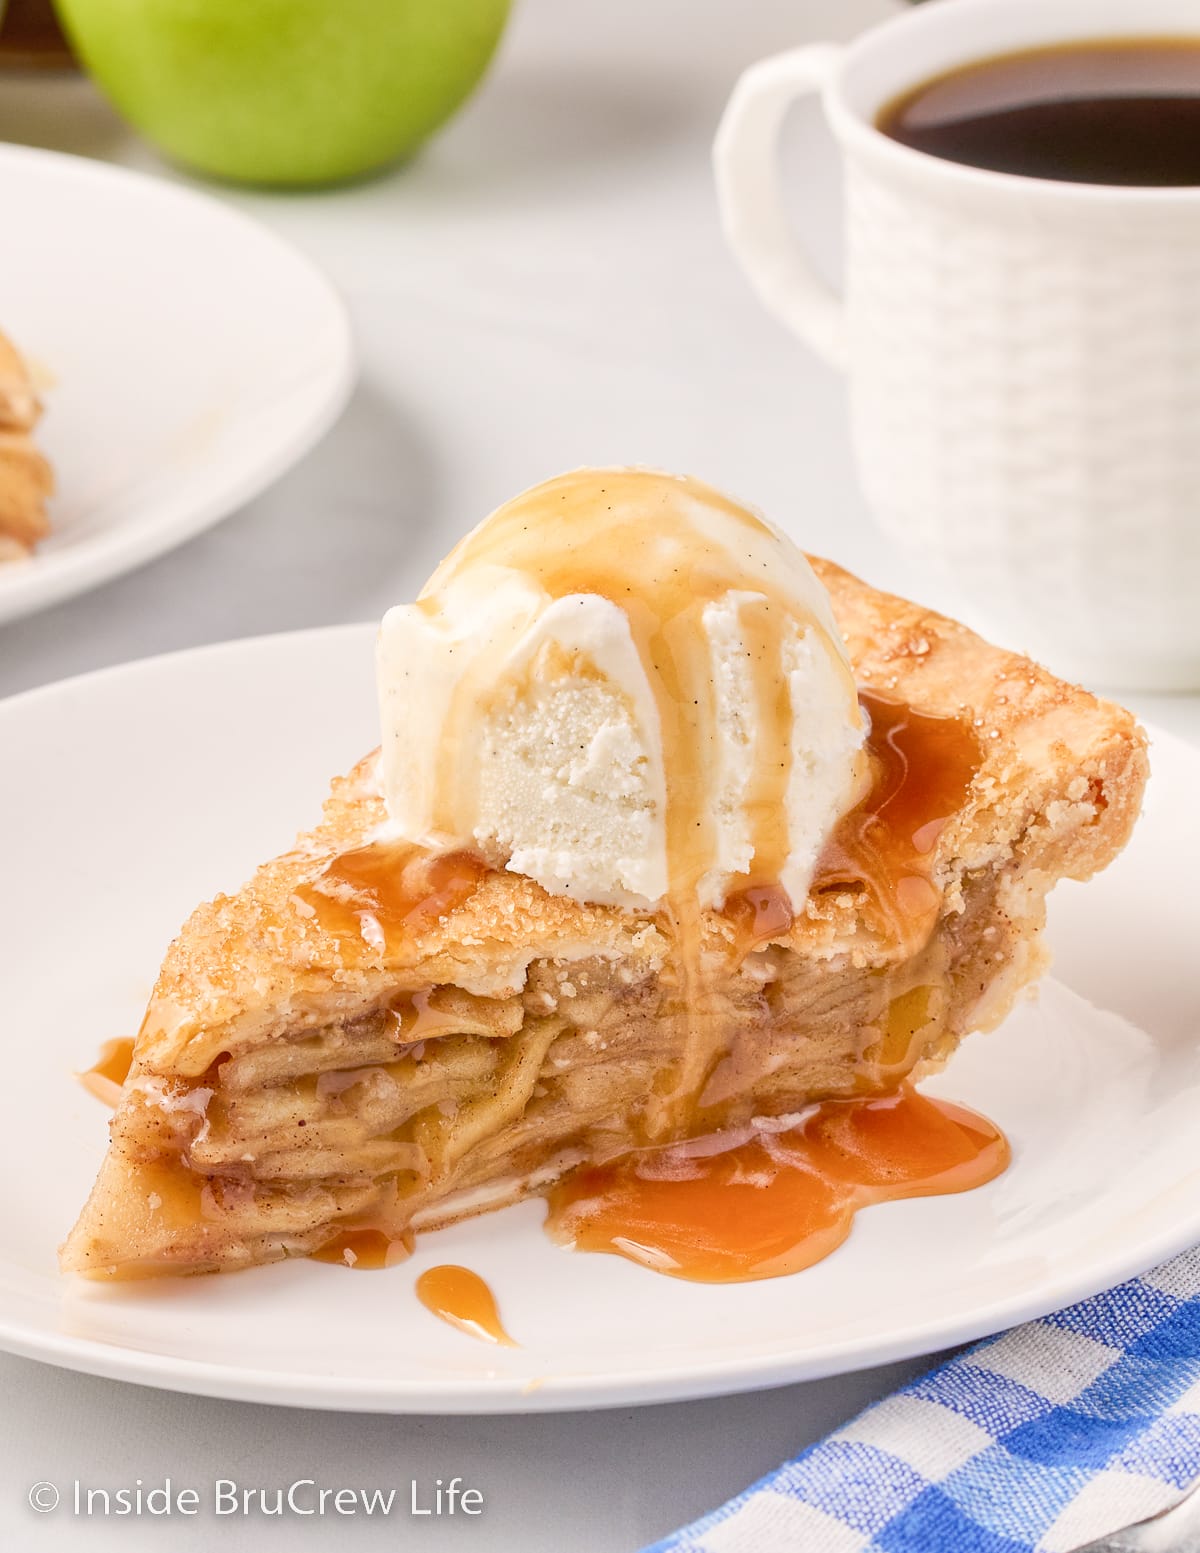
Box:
(545, 1086, 1008, 1282)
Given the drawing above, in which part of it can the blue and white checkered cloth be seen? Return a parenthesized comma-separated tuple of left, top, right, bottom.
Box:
(645, 1250, 1200, 1553)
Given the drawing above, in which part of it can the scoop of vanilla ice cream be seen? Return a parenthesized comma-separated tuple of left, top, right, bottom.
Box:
(377, 469, 866, 911)
(380, 574, 667, 904)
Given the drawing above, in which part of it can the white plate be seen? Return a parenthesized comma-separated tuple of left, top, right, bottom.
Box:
(0, 145, 354, 624)
(1, 626, 1197, 1414)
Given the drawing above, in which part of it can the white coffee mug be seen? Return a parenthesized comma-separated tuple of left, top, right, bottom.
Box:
(715, 0, 1200, 690)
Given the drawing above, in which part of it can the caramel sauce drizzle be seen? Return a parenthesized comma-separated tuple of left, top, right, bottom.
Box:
(297, 842, 486, 951)
(312, 1227, 413, 1270)
(735, 595, 799, 892)
(812, 692, 981, 947)
(415, 1264, 516, 1346)
(723, 883, 797, 959)
(544, 1086, 1008, 1282)
(723, 692, 981, 959)
(78, 1037, 135, 1107)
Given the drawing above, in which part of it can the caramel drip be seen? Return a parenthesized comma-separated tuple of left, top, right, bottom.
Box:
(724, 882, 796, 959)
(297, 842, 486, 951)
(734, 595, 796, 890)
(812, 692, 982, 948)
(867, 983, 949, 1089)
(420, 470, 858, 1137)
(77, 1037, 135, 1107)
(415, 1264, 516, 1346)
(544, 1086, 1008, 1283)
(392, 988, 460, 1043)
(312, 1228, 413, 1270)
(723, 693, 980, 960)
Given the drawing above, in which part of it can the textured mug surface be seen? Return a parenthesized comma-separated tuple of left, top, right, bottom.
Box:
(715, 0, 1200, 689)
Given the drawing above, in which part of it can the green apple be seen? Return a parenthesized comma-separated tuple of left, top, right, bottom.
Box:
(54, 0, 511, 186)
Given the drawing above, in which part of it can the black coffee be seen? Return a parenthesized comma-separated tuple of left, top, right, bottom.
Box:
(877, 39, 1200, 186)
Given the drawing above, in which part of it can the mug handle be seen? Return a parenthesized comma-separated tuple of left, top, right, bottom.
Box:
(714, 45, 847, 370)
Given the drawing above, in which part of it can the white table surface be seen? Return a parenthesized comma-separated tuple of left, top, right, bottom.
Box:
(2, 2, 1197, 1549)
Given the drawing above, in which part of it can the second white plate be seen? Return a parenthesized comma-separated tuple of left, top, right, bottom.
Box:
(0, 144, 354, 624)
(0, 626, 1197, 1413)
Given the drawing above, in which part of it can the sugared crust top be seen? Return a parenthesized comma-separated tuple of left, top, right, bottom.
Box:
(137, 560, 1147, 1078)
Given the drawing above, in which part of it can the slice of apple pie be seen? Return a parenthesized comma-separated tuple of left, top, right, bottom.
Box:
(0, 330, 52, 560)
(61, 473, 1147, 1279)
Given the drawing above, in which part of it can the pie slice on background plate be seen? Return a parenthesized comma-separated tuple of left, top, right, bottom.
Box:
(0, 328, 52, 560)
(61, 555, 1147, 1280)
